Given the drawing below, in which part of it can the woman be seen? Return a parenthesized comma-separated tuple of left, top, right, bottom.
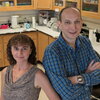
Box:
(0, 34, 60, 100)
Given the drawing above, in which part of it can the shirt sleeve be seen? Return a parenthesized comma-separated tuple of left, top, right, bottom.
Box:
(81, 37, 100, 86)
(82, 69, 100, 86)
(43, 49, 85, 100)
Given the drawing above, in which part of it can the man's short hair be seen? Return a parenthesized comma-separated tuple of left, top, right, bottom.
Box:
(58, 7, 81, 21)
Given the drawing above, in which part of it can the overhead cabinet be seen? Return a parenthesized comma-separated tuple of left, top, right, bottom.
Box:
(0, 0, 53, 11)
(34, 0, 53, 10)
(53, 0, 80, 11)
(66, 0, 81, 9)
(53, 0, 65, 11)
(0, 0, 34, 11)
(53, 0, 100, 19)
(81, 0, 100, 19)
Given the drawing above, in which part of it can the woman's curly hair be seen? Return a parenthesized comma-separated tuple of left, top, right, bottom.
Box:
(7, 34, 37, 65)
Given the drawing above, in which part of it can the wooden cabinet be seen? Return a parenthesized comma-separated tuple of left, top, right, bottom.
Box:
(34, 0, 52, 10)
(53, 0, 65, 11)
(66, 0, 81, 9)
(0, 36, 4, 67)
(37, 32, 49, 61)
(0, 0, 34, 11)
(0, 0, 54, 11)
(23, 32, 37, 48)
(37, 31, 56, 61)
(3, 34, 17, 66)
(53, 0, 81, 11)
(49, 36, 56, 44)
(81, 0, 100, 19)
(23, 31, 38, 55)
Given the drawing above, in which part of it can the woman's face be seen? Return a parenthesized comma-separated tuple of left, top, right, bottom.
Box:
(11, 44, 32, 63)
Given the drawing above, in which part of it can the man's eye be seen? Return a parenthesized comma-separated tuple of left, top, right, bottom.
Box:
(65, 21, 71, 24)
(75, 21, 80, 24)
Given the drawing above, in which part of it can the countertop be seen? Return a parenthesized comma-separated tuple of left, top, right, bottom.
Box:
(0, 26, 99, 54)
(0, 26, 60, 38)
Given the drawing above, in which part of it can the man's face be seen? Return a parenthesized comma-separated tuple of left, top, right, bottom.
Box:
(58, 8, 82, 42)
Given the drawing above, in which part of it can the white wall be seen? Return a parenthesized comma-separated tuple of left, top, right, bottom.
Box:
(0, 10, 38, 24)
(82, 16, 100, 30)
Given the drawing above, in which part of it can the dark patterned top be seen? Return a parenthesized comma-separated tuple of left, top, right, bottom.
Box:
(43, 33, 100, 100)
(3, 65, 41, 100)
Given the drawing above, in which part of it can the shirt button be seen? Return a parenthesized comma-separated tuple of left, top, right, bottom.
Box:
(86, 97, 89, 99)
(78, 93, 81, 96)
(86, 84, 89, 86)
(85, 88, 88, 90)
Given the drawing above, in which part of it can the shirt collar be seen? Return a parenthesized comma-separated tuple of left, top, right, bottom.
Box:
(58, 33, 82, 51)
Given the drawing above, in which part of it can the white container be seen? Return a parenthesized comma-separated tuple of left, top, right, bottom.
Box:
(32, 17, 36, 28)
(5, 1, 9, 7)
(89, 29, 100, 54)
(11, 15, 20, 29)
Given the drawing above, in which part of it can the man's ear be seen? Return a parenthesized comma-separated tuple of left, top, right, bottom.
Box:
(57, 21, 62, 31)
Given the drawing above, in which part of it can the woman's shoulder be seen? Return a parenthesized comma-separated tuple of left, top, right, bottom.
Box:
(36, 64, 45, 72)
(1, 67, 7, 75)
(31, 64, 45, 76)
(34, 64, 46, 88)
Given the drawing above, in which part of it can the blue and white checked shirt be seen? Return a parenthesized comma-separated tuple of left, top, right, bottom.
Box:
(43, 33, 100, 100)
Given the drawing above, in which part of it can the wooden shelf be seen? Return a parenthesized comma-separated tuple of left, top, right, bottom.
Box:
(67, 0, 77, 2)
(83, 2, 98, 5)
(0, 0, 13, 1)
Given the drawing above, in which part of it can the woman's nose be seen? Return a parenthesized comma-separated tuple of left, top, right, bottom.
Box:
(18, 50, 23, 55)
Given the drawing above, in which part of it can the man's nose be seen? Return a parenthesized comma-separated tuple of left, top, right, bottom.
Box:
(70, 23, 76, 31)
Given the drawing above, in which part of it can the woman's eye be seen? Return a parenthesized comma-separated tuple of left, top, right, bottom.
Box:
(14, 47, 19, 50)
(23, 48, 28, 50)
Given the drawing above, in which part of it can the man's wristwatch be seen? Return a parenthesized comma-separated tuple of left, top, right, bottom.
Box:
(77, 75, 84, 84)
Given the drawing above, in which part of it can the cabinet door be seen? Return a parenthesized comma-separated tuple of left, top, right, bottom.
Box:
(48, 36, 56, 44)
(37, 32, 49, 61)
(15, 0, 34, 10)
(3, 34, 16, 66)
(23, 32, 38, 53)
(35, 0, 52, 9)
(53, 0, 65, 11)
(66, 0, 81, 9)
(53, 0, 81, 11)
(81, 0, 100, 19)
(0, 0, 34, 11)
(0, 0, 15, 11)
(0, 36, 4, 67)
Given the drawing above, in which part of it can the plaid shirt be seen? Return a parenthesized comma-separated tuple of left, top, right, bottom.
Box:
(43, 34, 100, 100)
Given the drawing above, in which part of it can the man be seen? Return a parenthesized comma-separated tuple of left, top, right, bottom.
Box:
(43, 7, 100, 100)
